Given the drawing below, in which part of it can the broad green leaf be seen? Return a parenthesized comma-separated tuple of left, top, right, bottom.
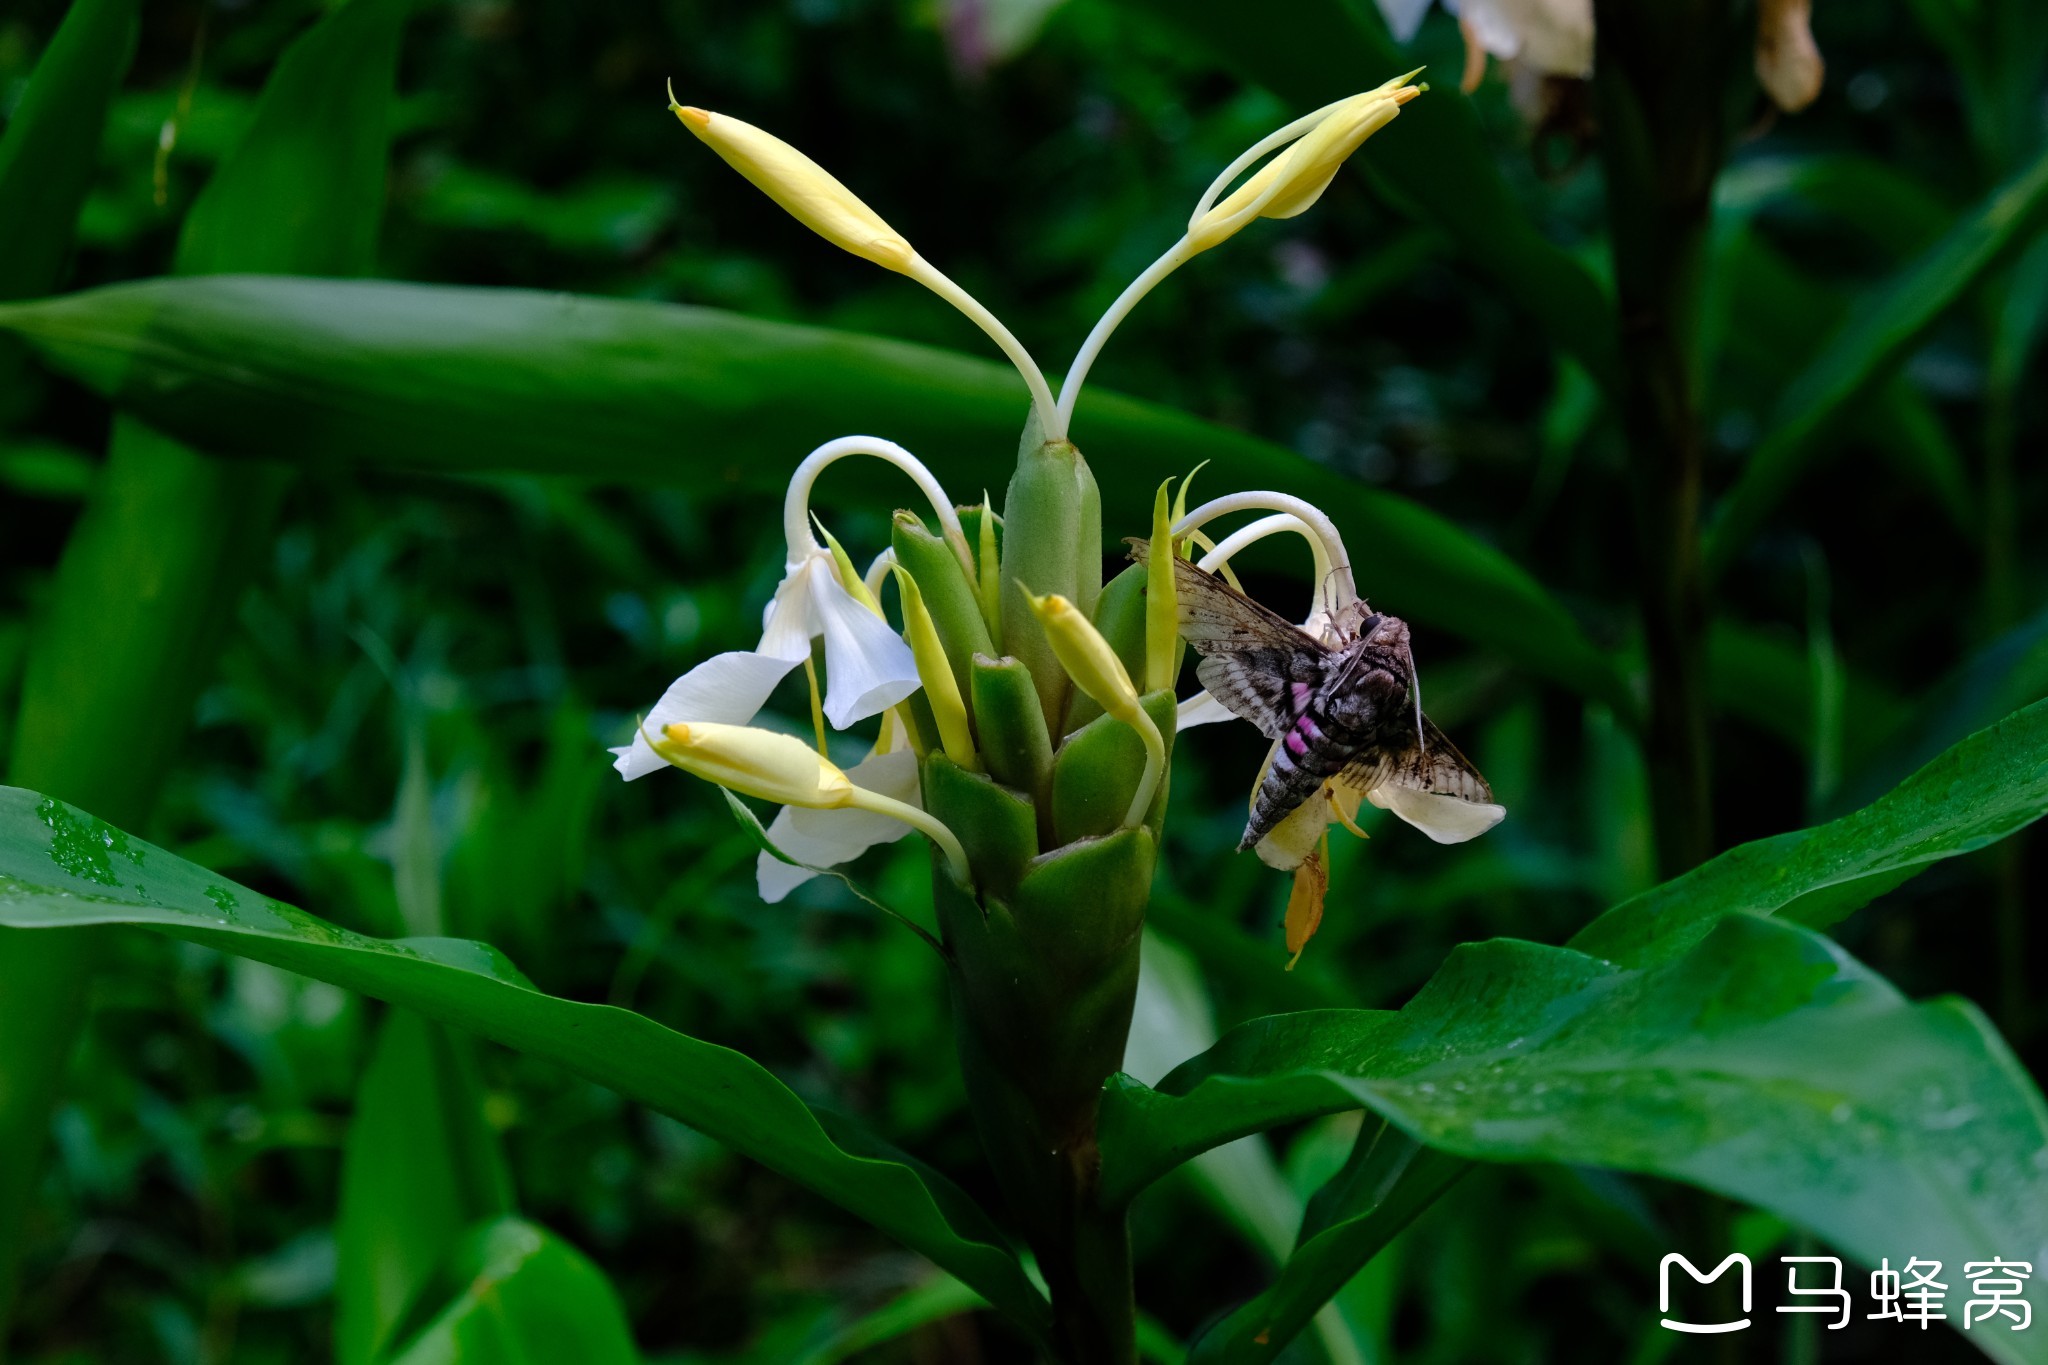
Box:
(0, 0, 410, 1333)
(1703, 144, 2048, 580)
(0, 274, 1633, 715)
(1106, 0, 1620, 395)
(1101, 916, 2048, 1365)
(0, 786, 1053, 1343)
(1126, 932, 1368, 1365)
(1827, 607, 2048, 818)
(336, 1012, 514, 1365)
(1573, 696, 2048, 968)
(0, 0, 139, 303)
(1188, 1125, 1464, 1365)
(382, 1218, 637, 1365)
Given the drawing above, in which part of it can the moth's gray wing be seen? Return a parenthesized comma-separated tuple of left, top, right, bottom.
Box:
(1194, 654, 1294, 740)
(1357, 717, 1504, 845)
(1128, 537, 1328, 739)
(1128, 537, 1322, 657)
(1378, 717, 1493, 801)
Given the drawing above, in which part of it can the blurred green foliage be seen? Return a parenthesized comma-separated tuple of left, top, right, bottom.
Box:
(0, 0, 2044, 1361)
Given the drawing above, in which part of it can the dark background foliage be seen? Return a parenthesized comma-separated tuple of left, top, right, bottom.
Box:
(0, 0, 2040, 1360)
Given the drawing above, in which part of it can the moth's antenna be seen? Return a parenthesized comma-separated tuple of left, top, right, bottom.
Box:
(1404, 637, 1424, 754)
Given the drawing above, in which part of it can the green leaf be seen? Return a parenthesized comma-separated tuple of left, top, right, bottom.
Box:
(1125, 932, 1374, 1365)
(788, 1273, 986, 1365)
(1703, 143, 2048, 580)
(1105, 0, 1620, 396)
(336, 1011, 514, 1365)
(1187, 1124, 1464, 1365)
(1102, 916, 2048, 1365)
(381, 1218, 638, 1365)
(0, 786, 1053, 1345)
(0, 0, 410, 1334)
(1828, 606, 2048, 817)
(0, 0, 139, 303)
(1572, 696, 2048, 969)
(0, 274, 1633, 716)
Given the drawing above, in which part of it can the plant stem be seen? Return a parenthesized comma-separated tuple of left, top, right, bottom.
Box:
(1591, 0, 1746, 877)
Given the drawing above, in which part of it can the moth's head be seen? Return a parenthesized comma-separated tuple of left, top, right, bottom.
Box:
(1330, 599, 1384, 640)
(1359, 611, 1409, 651)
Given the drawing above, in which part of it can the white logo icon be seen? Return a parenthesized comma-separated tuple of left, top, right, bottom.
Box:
(1660, 1253, 1752, 1334)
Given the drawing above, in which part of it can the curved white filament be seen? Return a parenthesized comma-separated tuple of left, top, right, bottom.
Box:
(1173, 493, 1357, 617)
(781, 436, 971, 574)
(1052, 239, 1191, 439)
(906, 258, 1059, 436)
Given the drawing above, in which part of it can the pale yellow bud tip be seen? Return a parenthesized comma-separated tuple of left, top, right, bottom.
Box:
(665, 98, 917, 276)
(1023, 588, 1141, 719)
(655, 720, 854, 809)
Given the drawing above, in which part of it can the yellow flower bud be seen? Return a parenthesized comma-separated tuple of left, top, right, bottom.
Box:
(1022, 587, 1167, 830)
(1188, 76, 1423, 255)
(656, 721, 855, 809)
(668, 88, 917, 275)
(1144, 479, 1178, 695)
(890, 564, 979, 772)
(1021, 589, 1141, 725)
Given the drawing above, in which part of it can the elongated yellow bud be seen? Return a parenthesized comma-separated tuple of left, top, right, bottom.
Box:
(656, 721, 854, 807)
(669, 88, 916, 275)
(1188, 76, 1422, 255)
(1022, 589, 1141, 724)
(1022, 588, 1166, 828)
(655, 719, 973, 887)
(1144, 480, 1178, 694)
(891, 565, 980, 772)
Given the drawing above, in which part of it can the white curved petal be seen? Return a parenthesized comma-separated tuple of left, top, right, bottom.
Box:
(1365, 784, 1506, 844)
(757, 555, 825, 663)
(815, 574, 920, 728)
(1176, 691, 1238, 730)
(755, 751, 922, 902)
(611, 650, 799, 780)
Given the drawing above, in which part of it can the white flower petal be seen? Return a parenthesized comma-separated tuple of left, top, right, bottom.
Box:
(611, 650, 798, 780)
(1176, 691, 1238, 730)
(758, 555, 825, 662)
(815, 573, 920, 728)
(755, 750, 921, 901)
(1365, 784, 1506, 844)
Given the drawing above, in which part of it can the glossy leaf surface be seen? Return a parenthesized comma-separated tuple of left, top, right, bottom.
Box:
(0, 274, 1632, 714)
(1574, 696, 2048, 968)
(1105, 916, 2048, 1365)
(0, 786, 1052, 1343)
